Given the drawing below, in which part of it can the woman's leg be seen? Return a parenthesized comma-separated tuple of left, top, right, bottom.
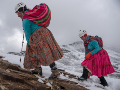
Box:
(49, 62, 57, 70)
(98, 76, 108, 86)
(31, 66, 42, 75)
(31, 63, 42, 75)
(78, 67, 88, 81)
(49, 62, 60, 79)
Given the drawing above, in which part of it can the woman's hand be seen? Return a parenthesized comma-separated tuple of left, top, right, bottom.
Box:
(85, 52, 92, 59)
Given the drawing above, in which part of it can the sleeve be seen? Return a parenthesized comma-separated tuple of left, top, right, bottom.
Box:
(85, 49, 88, 55)
(91, 40, 100, 55)
(22, 19, 31, 45)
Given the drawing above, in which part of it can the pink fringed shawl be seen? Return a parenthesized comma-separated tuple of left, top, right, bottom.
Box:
(23, 3, 51, 27)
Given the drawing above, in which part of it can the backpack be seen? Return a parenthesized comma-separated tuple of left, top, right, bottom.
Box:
(90, 35, 103, 48)
(23, 3, 51, 28)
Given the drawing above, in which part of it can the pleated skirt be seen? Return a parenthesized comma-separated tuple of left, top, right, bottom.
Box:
(24, 27, 63, 69)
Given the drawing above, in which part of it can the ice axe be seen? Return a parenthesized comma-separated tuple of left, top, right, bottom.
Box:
(20, 31, 24, 62)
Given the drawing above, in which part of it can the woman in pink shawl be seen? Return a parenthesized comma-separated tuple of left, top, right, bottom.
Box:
(78, 30, 115, 87)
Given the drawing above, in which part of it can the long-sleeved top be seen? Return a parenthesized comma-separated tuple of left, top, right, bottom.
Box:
(22, 19, 41, 44)
(85, 40, 102, 55)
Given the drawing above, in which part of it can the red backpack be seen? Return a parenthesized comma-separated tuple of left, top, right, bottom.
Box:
(23, 3, 51, 28)
(90, 35, 103, 48)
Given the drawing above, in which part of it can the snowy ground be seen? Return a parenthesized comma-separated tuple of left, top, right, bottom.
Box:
(0, 42, 120, 90)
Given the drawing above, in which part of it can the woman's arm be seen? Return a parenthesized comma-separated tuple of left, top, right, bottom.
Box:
(91, 40, 100, 55)
(22, 19, 31, 45)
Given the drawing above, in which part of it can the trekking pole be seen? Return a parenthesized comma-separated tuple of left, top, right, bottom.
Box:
(20, 31, 24, 62)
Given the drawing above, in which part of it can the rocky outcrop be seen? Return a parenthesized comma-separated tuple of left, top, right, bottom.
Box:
(0, 58, 89, 90)
(0, 56, 4, 58)
(53, 79, 88, 90)
(0, 58, 51, 90)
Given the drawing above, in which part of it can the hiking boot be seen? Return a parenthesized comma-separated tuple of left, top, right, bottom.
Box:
(49, 62, 60, 79)
(49, 62, 57, 70)
(49, 69, 60, 79)
(51, 66, 57, 71)
(99, 76, 108, 87)
(31, 67, 42, 76)
(100, 82, 108, 87)
(78, 67, 88, 81)
(78, 76, 87, 81)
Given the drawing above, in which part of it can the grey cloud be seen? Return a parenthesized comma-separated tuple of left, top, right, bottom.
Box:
(0, 0, 120, 53)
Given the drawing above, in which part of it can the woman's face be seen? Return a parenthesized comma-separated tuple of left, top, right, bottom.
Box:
(16, 11, 23, 19)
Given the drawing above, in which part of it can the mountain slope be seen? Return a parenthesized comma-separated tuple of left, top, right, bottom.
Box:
(3, 41, 120, 90)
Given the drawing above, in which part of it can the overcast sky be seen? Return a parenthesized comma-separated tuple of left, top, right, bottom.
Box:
(0, 0, 120, 53)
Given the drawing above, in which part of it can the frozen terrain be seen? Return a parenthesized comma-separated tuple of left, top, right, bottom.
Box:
(0, 41, 120, 90)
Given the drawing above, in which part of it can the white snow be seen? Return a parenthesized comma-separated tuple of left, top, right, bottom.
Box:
(0, 42, 120, 90)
